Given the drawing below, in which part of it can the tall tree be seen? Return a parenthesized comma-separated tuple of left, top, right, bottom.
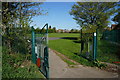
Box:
(2, 2, 44, 29)
(70, 2, 119, 31)
(49, 26, 51, 29)
(2, 2, 45, 54)
(70, 2, 119, 54)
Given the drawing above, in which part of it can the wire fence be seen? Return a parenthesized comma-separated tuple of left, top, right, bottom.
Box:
(102, 30, 120, 44)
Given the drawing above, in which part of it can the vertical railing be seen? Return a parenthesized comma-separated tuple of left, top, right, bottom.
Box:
(31, 26, 36, 64)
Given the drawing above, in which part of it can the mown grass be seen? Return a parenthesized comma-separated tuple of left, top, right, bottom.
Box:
(48, 33, 80, 37)
(40, 33, 80, 37)
(30, 33, 80, 38)
(2, 47, 44, 78)
(49, 39, 94, 66)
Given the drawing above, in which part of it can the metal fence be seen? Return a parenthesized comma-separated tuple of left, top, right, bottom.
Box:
(102, 30, 120, 44)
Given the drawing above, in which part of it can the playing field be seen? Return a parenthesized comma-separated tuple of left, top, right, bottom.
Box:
(48, 33, 80, 37)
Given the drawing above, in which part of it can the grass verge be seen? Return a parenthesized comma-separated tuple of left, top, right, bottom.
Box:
(2, 47, 44, 78)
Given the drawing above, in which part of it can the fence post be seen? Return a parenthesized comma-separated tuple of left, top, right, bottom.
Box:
(93, 29, 97, 61)
(81, 29, 84, 53)
(31, 26, 36, 64)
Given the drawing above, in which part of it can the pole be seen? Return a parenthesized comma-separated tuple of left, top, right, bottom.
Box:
(88, 37, 90, 53)
(45, 23, 49, 79)
(31, 26, 36, 64)
(81, 29, 83, 53)
(93, 29, 97, 61)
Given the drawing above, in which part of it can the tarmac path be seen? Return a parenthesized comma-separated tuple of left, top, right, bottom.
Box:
(49, 49, 119, 78)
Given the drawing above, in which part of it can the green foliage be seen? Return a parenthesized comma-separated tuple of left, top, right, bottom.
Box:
(112, 12, 120, 24)
(3, 27, 31, 54)
(2, 2, 44, 27)
(82, 24, 97, 33)
(35, 27, 41, 33)
(2, 2, 45, 55)
(53, 27, 56, 33)
(81, 33, 93, 42)
(70, 2, 119, 30)
(70, 29, 80, 33)
(2, 47, 44, 78)
(97, 40, 120, 64)
(93, 60, 107, 69)
(35, 27, 57, 33)
(48, 27, 57, 33)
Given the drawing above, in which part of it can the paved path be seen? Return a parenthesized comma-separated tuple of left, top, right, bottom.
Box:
(36, 37, 61, 40)
(49, 49, 118, 78)
(49, 37, 62, 40)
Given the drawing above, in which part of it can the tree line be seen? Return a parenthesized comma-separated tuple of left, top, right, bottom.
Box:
(35, 26, 80, 33)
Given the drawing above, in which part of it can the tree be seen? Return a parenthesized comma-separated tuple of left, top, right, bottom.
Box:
(2, 2, 45, 54)
(70, 29, 74, 33)
(70, 2, 119, 55)
(113, 12, 120, 24)
(2, 2, 44, 28)
(49, 26, 51, 29)
(35, 27, 41, 33)
(70, 2, 119, 31)
(112, 12, 120, 30)
(53, 27, 56, 33)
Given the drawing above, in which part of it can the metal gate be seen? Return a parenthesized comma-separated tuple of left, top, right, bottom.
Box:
(31, 23, 49, 78)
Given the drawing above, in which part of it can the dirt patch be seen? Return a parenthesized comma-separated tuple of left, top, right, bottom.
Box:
(20, 60, 31, 68)
(101, 62, 119, 74)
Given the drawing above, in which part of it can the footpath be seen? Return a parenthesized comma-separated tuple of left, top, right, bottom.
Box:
(49, 49, 119, 78)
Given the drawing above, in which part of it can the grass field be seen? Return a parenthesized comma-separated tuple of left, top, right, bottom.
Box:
(49, 39, 94, 66)
(48, 33, 80, 37)
(49, 33, 120, 66)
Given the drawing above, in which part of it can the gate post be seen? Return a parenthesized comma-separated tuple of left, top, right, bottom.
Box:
(31, 26, 36, 64)
(93, 29, 97, 61)
(46, 23, 49, 79)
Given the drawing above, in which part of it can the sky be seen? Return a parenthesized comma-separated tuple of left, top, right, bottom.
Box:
(31, 2, 80, 30)
(30, 2, 118, 30)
